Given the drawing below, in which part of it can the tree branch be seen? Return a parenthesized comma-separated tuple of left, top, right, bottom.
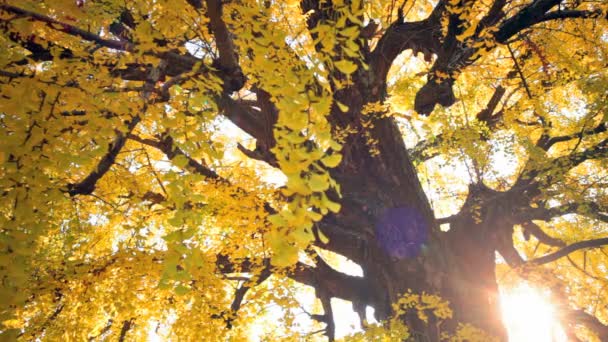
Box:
(318, 289, 336, 341)
(409, 85, 506, 161)
(521, 138, 608, 186)
(476, 86, 506, 124)
(216, 95, 267, 144)
(529, 238, 608, 265)
(118, 318, 134, 342)
(521, 221, 565, 247)
(521, 201, 608, 224)
(216, 254, 371, 311)
(370, 13, 443, 92)
(0, 5, 244, 92)
(539, 8, 605, 23)
(206, 0, 246, 92)
(0, 4, 132, 51)
(565, 309, 608, 341)
(186, 0, 203, 10)
(127, 134, 223, 182)
(67, 116, 140, 196)
(494, 0, 562, 43)
(219, 263, 272, 328)
(538, 122, 607, 151)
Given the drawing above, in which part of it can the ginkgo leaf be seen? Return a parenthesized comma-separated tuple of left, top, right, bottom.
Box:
(336, 100, 349, 112)
(334, 59, 358, 75)
(172, 155, 189, 168)
(321, 154, 342, 168)
(308, 173, 330, 192)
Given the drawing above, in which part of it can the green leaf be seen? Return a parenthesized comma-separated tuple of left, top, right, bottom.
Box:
(172, 155, 189, 168)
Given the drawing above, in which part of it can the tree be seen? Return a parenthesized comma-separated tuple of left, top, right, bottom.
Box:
(0, 0, 607, 340)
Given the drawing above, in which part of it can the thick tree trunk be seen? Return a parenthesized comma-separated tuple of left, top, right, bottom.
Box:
(324, 105, 509, 340)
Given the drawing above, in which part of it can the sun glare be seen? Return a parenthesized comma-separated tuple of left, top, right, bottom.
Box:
(501, 284, 567, 342)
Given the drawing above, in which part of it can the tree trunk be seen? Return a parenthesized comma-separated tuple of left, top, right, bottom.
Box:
(324, 104, 509, 340)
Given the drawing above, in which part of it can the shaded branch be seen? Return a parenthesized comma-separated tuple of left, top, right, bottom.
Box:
(494, 0, 562, 43)
(0, 4, 132, 51)
(412, 0, 507, 115)
(127, 134, 223, 182)
(216, 254, 371, 309)
(118, 319, 134, 342)
(521, 201, 608, 224)
(539, 8, 605, 23)
(370, 12, 443, 91)
(317, 289, 336, 341)
(409, 85, 506, 161)
(565, 309, 608, 341)
(529, 238, 608, 265)
(206, 0, 246, 91)
(220, 263, 272, 328)
(538, 122, 607, 151)
(520, 138, 608, 187)
(476, 86, 506, 125)
(186, 0, 203, 10)
(67, 116, 140, 196)
(496, 239, 525, 267)
(521, 221, 565, 247)
(217, 95, 267, 144)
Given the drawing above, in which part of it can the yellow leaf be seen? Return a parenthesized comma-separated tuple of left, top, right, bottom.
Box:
(321, 154, 342, 168)
(318, 229, 330, 244)
(308, 173, 330, 192)
(336, 100, 349, 112)
(334, 59, 358, 75)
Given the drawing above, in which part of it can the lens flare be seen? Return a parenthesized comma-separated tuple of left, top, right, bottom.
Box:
(501, 284, 567, 342)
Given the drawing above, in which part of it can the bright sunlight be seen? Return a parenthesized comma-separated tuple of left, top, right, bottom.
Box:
(501, 284, 567, 342)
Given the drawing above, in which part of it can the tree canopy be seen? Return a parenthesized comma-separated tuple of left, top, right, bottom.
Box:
(0, 0, 607, 340)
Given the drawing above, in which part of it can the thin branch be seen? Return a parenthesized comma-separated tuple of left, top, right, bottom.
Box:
(521, 221, 565, 247)
(539, 9, 605, 23)
(0, 5, 132, 51)
(565, 255, 605, 282)
(409, 85, 506, 161)
(521, 201, 608, 224)
(507, 44, 533, 99)
(67, 59, 167, 196)
(0, 5, 222, 87)
(88, 319, 113, 341)
(118, 318, 135, 342)
(127, 134, 224, 182)
(67, 116, 140, 196)
(221, 263, 272, 328)
(520, 138, 608, 187)
(529, 238, 608, 265)
(540, 122, 607, 151)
